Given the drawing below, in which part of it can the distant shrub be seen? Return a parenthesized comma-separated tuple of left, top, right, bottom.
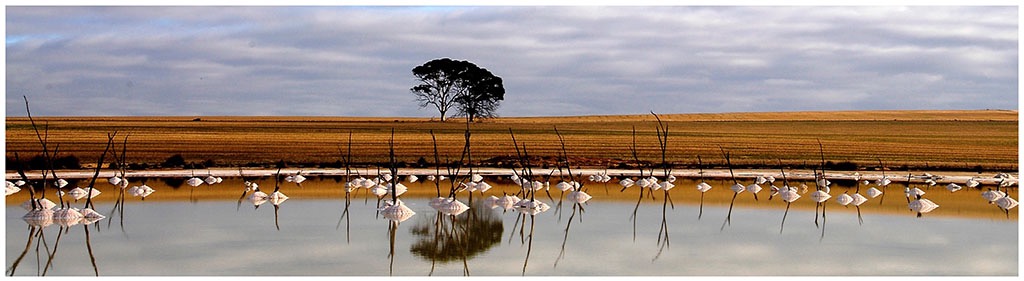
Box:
(129, 163, 149, 170)
(826, 161, 858, 171)
(321, 160, 343, 168)
(55, 155, 81, 169)
(20, 154, 83, 170)
(163, 154, 186, 168)
(5, 157, 21, 170)
(29, 155, 48, 170)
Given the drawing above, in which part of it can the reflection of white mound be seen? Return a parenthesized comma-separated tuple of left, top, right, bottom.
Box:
(6, 181, 21, 196)
(380, 199, 416, 223)
(780, 187, 801, 203)
(370, 185, 388, 198)
(249, 191, 269, 207)
(23, 209, 54, 228)
(186, 177, 204, 187)
(53, 208, 84, 220)
(730, 183, 745, 193)
(866, 187, 883, 198)
(285, 174, 306, 184)
(909, 198, 939, 214)
(269, 191, 289, 206)
(566, 190, 592, 204)
(496, 195, 520, 211)
(80, 216, 104, 225)
(54, 216, 82, 228)
(428, 197, 446, 209)
(696, 182, 712, 193)
(995, 196, 1018, 210)
(851, 193, 868, 206)
(657, 181, 675, 191)
(744, 183, 761, 194)
(513, 199, 550, 215)
(129, 185, 156, 199)
(433, 197, 469, 216)
(945, 183, 962, 192)
(482, 195, 500, 209)
(68, 187, 102, 201)
(81, 208, 106, 219)
(387, 183, 408, 196)
(810, 190, 831, 203)
(836, 193, 853, 206)
(982, 190, 1006, 203)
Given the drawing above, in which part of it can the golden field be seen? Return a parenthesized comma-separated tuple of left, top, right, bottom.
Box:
(5, 110, 1019, 171)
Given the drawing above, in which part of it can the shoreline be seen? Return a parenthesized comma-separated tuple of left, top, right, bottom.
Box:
(6, 167, 1015, 186)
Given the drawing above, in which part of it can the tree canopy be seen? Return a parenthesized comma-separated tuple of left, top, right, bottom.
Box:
(411, 58, 504, 122)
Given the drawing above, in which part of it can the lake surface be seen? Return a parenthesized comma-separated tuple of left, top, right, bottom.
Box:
(5, 176, 1018, 276)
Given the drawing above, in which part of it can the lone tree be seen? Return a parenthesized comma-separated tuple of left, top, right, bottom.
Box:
(454, 66, 504, 122)
(411, 58, 504, 122)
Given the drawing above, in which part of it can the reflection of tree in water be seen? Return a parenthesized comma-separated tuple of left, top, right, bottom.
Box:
(162, 177, 184, 189)
(409, 200, 503, 263)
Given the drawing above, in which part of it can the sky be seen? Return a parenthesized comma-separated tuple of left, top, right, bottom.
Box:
(4, 4, 1020, 117)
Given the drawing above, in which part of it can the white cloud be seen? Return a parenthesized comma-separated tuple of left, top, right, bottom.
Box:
(5, 6, 1018, 117)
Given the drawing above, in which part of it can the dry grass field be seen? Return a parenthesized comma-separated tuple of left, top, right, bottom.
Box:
(5, 110, 1018, 172)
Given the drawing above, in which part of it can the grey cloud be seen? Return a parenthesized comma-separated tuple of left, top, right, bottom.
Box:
(6, 6, 1017, 117)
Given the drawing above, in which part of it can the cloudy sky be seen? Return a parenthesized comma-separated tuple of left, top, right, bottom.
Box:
(5, 5, 1019, 117)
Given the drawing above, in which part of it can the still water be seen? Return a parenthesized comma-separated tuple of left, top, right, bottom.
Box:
(5, 176, 1018, 276)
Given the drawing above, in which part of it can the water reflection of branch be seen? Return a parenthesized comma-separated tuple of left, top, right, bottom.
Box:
(236, 168, 251, 211)
(84, 223, 99, 276)
(552, 125, 589, 268)
(454, 215, 470, 276)
(627, 126, 646, 241)
(507, 128, 545, 276)
(336, 132, 355, 243)
(336, 190, 352, 243)
(35, 226, 49, 276)
(271, 168, 288, 231)
(521, 214, 535, 276)
(6, 226, 40, 276)
(853, 173, 864, 225)
(720, 146, 741, 232)
(387, 221, 398, 276)
(651, 112, 672, 261)
(814, 140, 831, 242)
(427, 213, 441, 275)
(106, 133, 130, 233)
(778, 160, 798, 234)
(696, 155, 710, 220)
(274, 204, 282, 231)
(653, 196, 671, 261)
(8, 130, 112, 276)
(554, 202, 583, 268)
(508, 211, 524, 244)
(41, 224, 68, 276)
(877, 158, 890, 205)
